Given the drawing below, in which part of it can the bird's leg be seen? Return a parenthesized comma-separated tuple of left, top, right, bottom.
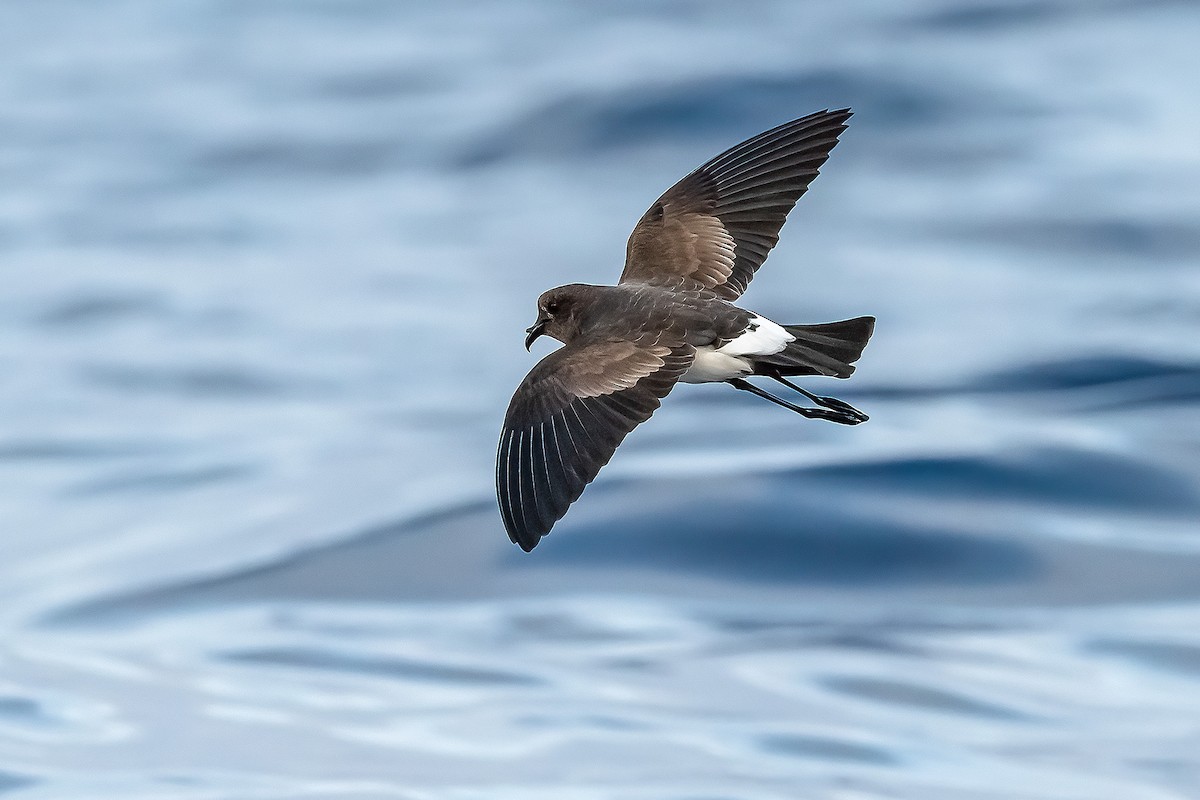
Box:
(762, 370, 868, 423)
(727, 378, 865, 425)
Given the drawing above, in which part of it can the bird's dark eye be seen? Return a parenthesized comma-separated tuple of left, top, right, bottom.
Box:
(546, 301, 559, 314)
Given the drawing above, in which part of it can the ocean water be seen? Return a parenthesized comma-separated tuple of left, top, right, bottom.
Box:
(2, 1, 1200, 797)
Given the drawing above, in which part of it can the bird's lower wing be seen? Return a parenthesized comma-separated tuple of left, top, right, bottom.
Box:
(497, 336, 694, 551)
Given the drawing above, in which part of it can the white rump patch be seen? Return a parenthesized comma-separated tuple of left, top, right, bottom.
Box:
(680, 314, 794, 384)
(717, 315, 794, 357)
(681, 311, 792, 383)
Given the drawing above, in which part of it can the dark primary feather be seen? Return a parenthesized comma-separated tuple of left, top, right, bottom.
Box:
(497, 333, 694, 551)
(620, 108, 851, 300)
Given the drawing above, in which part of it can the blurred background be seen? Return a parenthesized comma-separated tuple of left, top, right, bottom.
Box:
(2, 1, 1199, 798)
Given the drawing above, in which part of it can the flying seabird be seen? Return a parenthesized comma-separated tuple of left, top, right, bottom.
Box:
(498, 108, 874, 551)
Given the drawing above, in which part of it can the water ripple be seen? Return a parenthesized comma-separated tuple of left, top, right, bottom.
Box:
(221, 646, 543, 687)
(34, 292, 167, 329)
(65, 463, 255, 497)
(819, 676, 1032, 721)
(757, 732, 898, 765)
(1086, 639, 1200, 678)
(552, 509, 1037, 586)
(457, 68, 1009, 167)
(800, 447, 1199, 513)
(80, 363, 327, 400)
(0, 773, 36, 795)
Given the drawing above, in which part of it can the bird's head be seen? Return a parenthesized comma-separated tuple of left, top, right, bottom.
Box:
(526, 284, 587, 350)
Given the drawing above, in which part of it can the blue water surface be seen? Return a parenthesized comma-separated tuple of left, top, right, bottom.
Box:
(2, 1, 1199, 798)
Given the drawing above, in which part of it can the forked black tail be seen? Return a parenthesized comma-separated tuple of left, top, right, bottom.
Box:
(752, 316, 875, 378)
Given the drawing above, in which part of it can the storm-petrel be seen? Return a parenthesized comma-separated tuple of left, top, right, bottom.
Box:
(498, 108, 874, 551)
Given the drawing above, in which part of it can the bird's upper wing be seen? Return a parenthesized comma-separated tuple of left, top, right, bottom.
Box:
(619, 109, 851, 301)
(497, 333, 693, 551)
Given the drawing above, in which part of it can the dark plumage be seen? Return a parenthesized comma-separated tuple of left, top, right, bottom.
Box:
(499, 109, 874, 551)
